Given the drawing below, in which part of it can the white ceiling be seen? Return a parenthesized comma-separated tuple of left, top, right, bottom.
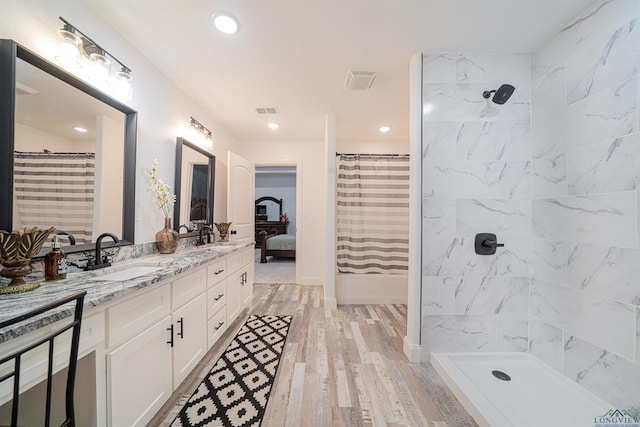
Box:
(88, 0, 596, 143)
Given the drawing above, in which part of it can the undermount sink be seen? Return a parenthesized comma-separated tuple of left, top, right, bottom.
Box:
(87, 263, 165, 282)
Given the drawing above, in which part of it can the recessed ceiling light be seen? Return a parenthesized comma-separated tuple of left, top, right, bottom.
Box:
(212, 12, 239, 34)
(267, 123, 279, 130)
(73, 126, 88, 133)
(378, 126, 391, 133)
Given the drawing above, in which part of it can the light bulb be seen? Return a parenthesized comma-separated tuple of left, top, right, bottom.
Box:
(114, 67, 133, 100)
(55, 25, 81, 69)
(89, 50, 111, 89)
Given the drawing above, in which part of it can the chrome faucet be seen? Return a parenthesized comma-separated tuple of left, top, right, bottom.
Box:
(196, 225, 211, 246)
(86, 232, 119, 270)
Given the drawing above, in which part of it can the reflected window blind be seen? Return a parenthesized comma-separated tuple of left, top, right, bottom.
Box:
(336, 154, 409, 274)
(14, 151, 95, 244)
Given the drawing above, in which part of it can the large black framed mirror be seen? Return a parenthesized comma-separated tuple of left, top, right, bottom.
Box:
(0, 39, 137, 253)
(173, 137, 215, 234)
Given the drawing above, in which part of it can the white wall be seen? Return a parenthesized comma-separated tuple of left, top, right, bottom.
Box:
(338, 139, 409, 154)
(236, 140, 325, 285)
(0, 1, 237, 243)
(420, 52, 532, 357)
(15, 123, 94, 152)
(529, 0, 640, 413)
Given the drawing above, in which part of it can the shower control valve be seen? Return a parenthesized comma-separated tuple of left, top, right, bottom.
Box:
(475, 233, 504, 255)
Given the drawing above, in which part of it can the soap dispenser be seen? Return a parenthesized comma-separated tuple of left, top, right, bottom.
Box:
(45, 236, 67, 280)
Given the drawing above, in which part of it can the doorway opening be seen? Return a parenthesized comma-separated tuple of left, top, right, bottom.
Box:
(254, 165, 297, 284)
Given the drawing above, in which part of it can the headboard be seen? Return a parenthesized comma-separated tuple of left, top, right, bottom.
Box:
(255, 196, 283, 217)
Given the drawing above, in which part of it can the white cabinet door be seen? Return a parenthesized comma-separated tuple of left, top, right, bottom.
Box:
(242, 267, 253, 308)
(107, 317, 172, 427)
(227, 272, 243, 323)
(172, 293, 208, 387)
(227, 151, 254, 242)
(241, 248, 254, 307)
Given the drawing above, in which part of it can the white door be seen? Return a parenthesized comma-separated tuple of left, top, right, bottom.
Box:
(227, 151, 254, 242)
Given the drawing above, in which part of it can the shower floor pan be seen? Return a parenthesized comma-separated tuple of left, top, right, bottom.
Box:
(430, 352, 611, 427)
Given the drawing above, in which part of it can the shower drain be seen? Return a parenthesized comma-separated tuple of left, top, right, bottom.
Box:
(491, 370, 511, 381)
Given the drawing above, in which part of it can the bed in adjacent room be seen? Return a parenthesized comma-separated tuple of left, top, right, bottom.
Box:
(259, 230, 295, 263)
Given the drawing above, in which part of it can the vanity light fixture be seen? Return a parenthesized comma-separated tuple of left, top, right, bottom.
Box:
(267, 123, 279, 130)
(212, 12, 240, 34)
(378, 125, 391, 133)
(189, 117, 214, 147)
(73, 126, 88, 133)
(54, 17, 133, 100)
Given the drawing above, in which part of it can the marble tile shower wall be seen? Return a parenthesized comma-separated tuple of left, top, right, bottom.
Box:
(420, 53, 532, 356)
(529, 0, 640, 411)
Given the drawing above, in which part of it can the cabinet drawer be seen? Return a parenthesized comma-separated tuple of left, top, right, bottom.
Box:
(226, 253, 242, 273)
(207, 308, 226, 349)
(172, 267, 207, 311)
(241, 247, 253, 266)
(207, 259, 227, 288)
(108, 283, 170, 348)
(207, 281, 226, 318)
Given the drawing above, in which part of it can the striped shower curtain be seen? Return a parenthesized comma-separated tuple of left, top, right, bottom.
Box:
(14, 152, 95, 244)
(336, 154, 410, 274)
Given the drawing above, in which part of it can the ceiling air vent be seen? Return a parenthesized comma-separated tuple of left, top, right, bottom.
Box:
(255, 107, 279, 115)
(344, 70, 377, 90)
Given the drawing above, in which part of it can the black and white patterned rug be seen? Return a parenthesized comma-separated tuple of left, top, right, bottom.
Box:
(170, 314, 292, 427)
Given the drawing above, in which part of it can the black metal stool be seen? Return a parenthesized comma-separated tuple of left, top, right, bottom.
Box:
(0, 291, 86, 427)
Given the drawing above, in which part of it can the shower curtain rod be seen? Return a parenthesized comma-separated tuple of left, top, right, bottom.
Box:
(335, 152, 409, 157)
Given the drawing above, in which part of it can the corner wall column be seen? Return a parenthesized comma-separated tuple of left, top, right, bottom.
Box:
(404, 53, 423, 361)
(324, 114, 337, 309)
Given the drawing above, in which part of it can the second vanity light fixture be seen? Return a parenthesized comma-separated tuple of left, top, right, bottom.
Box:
(189, 117, 214, 148)
(54, 17, 133, 100)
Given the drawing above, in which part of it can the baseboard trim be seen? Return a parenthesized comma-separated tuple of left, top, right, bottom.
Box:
(324, 297, 338, 310)
(403, 336, 421, 362)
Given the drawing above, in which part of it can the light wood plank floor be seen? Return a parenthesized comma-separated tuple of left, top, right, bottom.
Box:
(148, 284, 477, 427)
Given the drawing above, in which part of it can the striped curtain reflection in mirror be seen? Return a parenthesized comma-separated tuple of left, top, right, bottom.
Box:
(14, 151, 95, 244)
(336, 154, 409, 274)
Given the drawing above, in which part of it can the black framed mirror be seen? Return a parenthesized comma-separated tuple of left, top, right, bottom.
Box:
(0, 39, 137, 253)
(173, 137, 215, 235)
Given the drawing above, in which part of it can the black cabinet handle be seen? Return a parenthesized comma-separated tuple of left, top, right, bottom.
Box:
(230, 230, 237, 235)
(214, 321, 225, 331)
(214, 269, 224, 275)
(167, 324, 174, 347)
(214, 294, 224, 301)
(177, 317, 184, 339)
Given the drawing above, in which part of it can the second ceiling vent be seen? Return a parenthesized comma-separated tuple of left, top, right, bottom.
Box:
(344, 70, 377, 90)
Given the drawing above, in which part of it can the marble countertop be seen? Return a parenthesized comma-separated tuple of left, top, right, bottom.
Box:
(0, 241, 253, 343)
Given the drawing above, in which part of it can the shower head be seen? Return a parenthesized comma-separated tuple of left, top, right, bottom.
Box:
(483, 84, 515, 105)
